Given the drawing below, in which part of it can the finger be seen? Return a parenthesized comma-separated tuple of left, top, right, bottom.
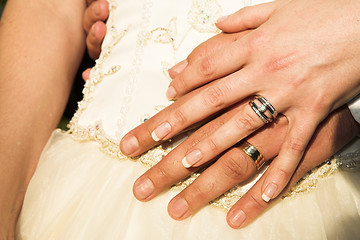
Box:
(216, 2, 277, 33)
(132, 103, 243, 201)
(180, 95, 274, 168)
(82, 68, 92, 81)
(226, 106, 357, 229)
(86, 21, 107, 60)
(120, 70, 256, 157)
(83, 0, 109, 33)
(167, 116, 288, 220)
(168, 31, 250, 79)
(166, 35, 251, 100)
(260, 115, 321, 202)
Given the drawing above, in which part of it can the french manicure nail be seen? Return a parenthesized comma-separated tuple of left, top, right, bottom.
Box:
(228, 209, 246, 228)
(166, 86, 177, 100)
(133, 177, 154, 200)
(182, 149, 202, 168)
(151, 122, 171, 142)
(169, 197, 189, 219)
(262, 183, 278, 202)
(120, 134, 139, 155)
(168, 60, 188, 78)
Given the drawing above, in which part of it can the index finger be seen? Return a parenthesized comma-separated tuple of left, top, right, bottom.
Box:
(167, 35, 250, 100)
(120, 67, 256, 157)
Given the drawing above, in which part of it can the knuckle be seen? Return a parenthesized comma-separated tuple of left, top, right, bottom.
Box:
(286, 137, 306, 154)
(198, 56, 216, 79)
(221, 150, 250, 181)
(189, 181, 215, 202)
(171, 108, 187, 127)
(187, 138, 201, 149)
(202, 86, 225, 108)
(248, 193, 267, 210)
(188, 42, 211, 63)
(207, 138, 219, 152)
(309, 90, 332, 114)
(205, 119, 225, 135)
(156, 163, 172, 182)
(186, 120, 225, 149)
(234, 112, 259, 132)
(276, 166, 293, 181)
(173, 75, 188, 93)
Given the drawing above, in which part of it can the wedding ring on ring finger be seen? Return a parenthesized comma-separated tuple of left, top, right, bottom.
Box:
(249, 95, 278, 123)
(238, 140, 265, 170)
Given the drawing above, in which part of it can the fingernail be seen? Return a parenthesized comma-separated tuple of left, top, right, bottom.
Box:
(168, 60, 188, 78)
(120, 134, 139, 155)
(133, 177, 154, 200)
(216, 15, 228, 24)
(151, 122, 171, 142)
(166, 86, 177, 100)
(228, 209, 246, 228)
(262, 183, 278, 202)
(182, 149, 202, 168)
(169, 197, 189, 219)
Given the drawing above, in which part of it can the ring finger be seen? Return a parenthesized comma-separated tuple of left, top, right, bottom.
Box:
(167, 116, 288, 220)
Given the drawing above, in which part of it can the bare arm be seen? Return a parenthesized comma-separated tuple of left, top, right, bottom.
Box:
(0, 0, 85, 237)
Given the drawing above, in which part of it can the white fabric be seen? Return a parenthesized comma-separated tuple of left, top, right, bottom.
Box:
(16, 131, 360, 239)
(16, 0, 360, 239)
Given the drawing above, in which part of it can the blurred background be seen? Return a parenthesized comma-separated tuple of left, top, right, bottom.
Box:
(0, 0, 95, 130)
(0, 0, 5, 15)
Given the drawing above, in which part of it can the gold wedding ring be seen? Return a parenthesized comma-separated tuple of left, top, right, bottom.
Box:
(239, 140, 265, 170)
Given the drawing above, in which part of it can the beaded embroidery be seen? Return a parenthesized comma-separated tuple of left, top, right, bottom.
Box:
(66, 0, 357, 211)
(187, 0, 223, 33)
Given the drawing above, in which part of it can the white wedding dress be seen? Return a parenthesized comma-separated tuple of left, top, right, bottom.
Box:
(16, 0, 360, 239)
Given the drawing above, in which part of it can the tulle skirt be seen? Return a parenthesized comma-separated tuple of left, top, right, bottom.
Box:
(16, 130, 360, 240)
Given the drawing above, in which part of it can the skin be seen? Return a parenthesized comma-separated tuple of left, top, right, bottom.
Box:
(83, 0, 360, 228)
(84, 0, 108, 60)
(0, 0, 85, 238)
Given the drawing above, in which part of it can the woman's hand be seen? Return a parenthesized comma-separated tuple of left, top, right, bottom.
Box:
(121, 0, 360, 206)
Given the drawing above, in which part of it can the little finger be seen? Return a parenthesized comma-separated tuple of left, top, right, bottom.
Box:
(261, 116, 321, 202)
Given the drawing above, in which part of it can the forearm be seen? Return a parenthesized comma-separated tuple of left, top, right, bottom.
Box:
(0, 0, 85, 237)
